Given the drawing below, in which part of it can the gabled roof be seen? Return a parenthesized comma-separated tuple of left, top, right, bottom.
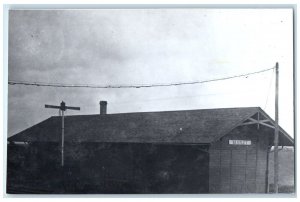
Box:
(8, 107, 294, 145)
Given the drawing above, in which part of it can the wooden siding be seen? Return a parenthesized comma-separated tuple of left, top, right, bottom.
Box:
(209, 124, 271, 193)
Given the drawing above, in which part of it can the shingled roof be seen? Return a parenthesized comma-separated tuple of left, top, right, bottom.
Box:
(8, 107, 294, 145)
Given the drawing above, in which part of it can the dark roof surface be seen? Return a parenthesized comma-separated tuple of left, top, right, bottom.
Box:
(8, 107, 294, 145)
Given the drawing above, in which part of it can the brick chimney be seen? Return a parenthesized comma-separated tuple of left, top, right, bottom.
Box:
(99, 101, 107, 115)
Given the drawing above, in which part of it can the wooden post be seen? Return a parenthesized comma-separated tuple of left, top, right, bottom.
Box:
(61, 109, 65, 167)
(257, 112, 260, 130)
(274, 62, 279, 193)
(265, 146, 271, 193)
(45, 101, 80, 167)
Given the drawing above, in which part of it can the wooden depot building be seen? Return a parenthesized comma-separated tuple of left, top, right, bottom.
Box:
(7, 103, 294, 194)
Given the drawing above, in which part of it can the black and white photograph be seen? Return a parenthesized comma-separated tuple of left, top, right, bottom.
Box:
(5, 6, 295, 195)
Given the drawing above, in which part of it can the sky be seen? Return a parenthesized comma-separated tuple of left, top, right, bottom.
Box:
(7, 9, 294, 137)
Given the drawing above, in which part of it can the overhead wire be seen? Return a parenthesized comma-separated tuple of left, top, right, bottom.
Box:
(8, 67, 275, 89)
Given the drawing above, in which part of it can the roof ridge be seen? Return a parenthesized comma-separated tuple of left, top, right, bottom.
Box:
(58, 106, 261, 118)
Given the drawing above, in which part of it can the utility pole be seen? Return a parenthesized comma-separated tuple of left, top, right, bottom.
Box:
(45, 101, 80, 167)
(274, 62, 279, 193)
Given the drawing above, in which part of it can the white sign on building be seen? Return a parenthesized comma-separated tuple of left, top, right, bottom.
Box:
(229, 140, 252, 145)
